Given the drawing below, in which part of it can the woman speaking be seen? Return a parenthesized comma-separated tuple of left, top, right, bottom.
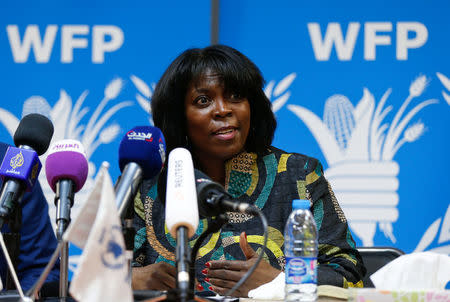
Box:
(131, 44, 365, 297)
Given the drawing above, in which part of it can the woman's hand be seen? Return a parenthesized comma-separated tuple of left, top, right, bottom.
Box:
(132, 262, 176, 290)
(203, 232, 281, 297)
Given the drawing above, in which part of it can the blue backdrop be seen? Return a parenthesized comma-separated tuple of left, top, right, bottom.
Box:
(0, 0, 448, 277)
(219, 0, 450, 254)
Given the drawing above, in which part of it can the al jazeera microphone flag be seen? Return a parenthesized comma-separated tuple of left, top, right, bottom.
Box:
(63, 162, 132, 302)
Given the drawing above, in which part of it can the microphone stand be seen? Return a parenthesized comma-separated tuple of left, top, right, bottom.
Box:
(161, 216, 229, 302)
(0, 178, 25, 230)
(155, 225, 212, 302)
(55, 179, 74, 301)
(0, 179, 24, 291)
(155, 227, 200, 302)
(121, 199, 136, 284)
(115, 162, 143, 283)
(175, 226, 193, 302)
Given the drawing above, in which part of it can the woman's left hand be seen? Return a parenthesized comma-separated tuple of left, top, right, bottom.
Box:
(203, 231, 281, 297)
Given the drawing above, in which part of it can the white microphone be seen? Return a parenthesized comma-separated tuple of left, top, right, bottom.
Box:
(164, 147, 198, 300)
(165, 147, 199, 238)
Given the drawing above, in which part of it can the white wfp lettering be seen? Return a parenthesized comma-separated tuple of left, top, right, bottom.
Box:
(61, 25, 89, 63)
(396, 22, 428, 60)
(6, 25, 58, 63)
(308, 22, 360, 61)
(6, 25, 124, 63)
(307, 22, 428, 61)
(92, 26, 124, 63)
(364, 22, 392, 61)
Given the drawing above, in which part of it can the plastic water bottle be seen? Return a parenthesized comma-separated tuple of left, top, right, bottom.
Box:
(284, 199, 318, 302)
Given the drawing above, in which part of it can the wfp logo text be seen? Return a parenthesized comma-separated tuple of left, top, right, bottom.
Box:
(6, 25, 124, 63)
(307, 22, 428, 61)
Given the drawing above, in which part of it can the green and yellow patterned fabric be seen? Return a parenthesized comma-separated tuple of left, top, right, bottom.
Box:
(133, 147, 366, 293)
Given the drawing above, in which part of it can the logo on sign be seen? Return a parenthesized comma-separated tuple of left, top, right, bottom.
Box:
(287, 258, 307, 275)
(99, 225, 125, 270)
(126, 131, 153, 142)
(7, 25, 124, 64)
(288, 75, 438, 246)
(10, 151, 24, 170)
(307, 22, 428, 61)
(174, 159, 183, 188)
(52, 142, 80, 151)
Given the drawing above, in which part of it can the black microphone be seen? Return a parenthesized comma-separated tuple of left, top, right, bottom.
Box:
(0, 114, 53, 228)
(191, 170, 269, 298)
(194, 169, 259, 217)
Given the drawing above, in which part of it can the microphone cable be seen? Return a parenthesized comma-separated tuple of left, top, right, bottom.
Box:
(224, 207, 268, 298)
(189, 214, 229, 291)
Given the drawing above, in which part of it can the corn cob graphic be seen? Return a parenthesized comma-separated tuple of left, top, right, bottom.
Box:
(323, 94, 355, 150)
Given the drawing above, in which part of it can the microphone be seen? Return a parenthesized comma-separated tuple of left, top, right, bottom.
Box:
(115, 126, 166, 218)
(45, 139, 88, 298)
(114, 126, 166, 286)
(194, 169, 259, 217)
(165, 148, 199, 238)
(165, 148, 198, 301)
(194, 170, 269, 298)
(0, 113, 54, 227)
(45, 139, 88, 239)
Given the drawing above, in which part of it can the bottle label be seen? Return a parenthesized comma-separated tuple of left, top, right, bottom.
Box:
(285, 257, 317, 284)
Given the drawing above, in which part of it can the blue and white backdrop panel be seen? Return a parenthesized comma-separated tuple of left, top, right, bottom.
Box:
(0, 2, 448, 280)
(0, 0, 211, 277)
(219, 1, 450, 254)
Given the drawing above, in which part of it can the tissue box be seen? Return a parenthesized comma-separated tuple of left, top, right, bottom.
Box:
(348, 288, 450, 302)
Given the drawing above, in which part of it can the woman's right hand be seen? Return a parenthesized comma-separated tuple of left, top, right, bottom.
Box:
(132, 262, 176, 290)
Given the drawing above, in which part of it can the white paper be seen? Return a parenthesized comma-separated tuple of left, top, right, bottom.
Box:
(370, 251, 450, 290)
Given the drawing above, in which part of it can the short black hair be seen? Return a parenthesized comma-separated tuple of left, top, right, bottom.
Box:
(151, 44, 277, 156)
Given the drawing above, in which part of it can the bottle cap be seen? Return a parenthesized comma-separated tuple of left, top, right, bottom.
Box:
(292, 199, 310, 209)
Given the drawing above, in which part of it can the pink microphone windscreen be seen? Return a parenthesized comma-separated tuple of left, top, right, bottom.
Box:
(45, 140, 89, 193)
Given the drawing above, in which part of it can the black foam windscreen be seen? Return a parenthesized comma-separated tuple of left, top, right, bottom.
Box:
(13, 113, 54, 155)
(193, 169, 227, 217)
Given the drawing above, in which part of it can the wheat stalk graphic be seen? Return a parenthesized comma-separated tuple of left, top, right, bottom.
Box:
(289, 75, 437, 163)
(264, 73, 297, 112)
(381, 75, 436, 160)
(0, 78, 133, 232)
(81, 78, 132, 158)
(0, 78, 132, 162)
(287, 74, 438, 245)
(130, 75, 155, 125)
(414, 204, 450, 254)
(436, 72, 450, 105)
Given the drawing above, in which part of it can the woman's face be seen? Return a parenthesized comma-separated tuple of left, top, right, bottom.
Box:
(184, 70, 251, 162)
